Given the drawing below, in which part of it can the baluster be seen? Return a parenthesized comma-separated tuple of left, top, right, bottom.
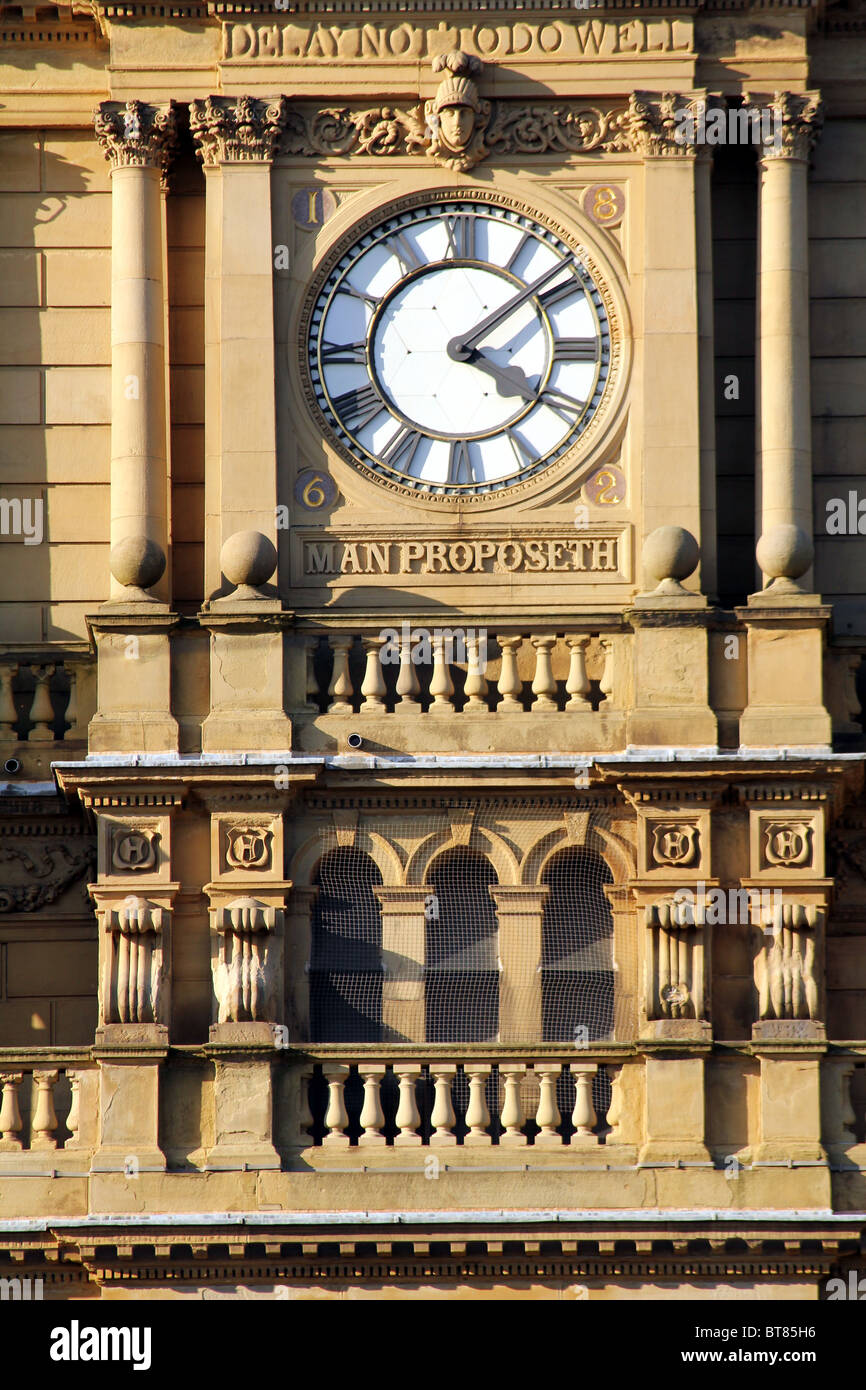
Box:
(61, 663, 77, 741)
(327, 637, 354, 714)
(65, 1071, 82, 1149)
(429, 633, 455, 716)
(570, 1067, 598, 1145)
(496, 636, 523, 711)
(358, 1065, 387, 1146)
(533, 1065, 562, 1148)
(322, 1063, 351, 1148)
(394, 1064, 422, 1147)
(303, 635, 321, 712)
(28, 664, 56, 742)
(395, 635, 420, 709)
(0, 665, 18, 744)
(30, 1070, 59, 1150)
(605, 1066, 622, 1143)
(360, 636, 387, 713)
(565, 637, 591, 709)
(429, 1065, 457, 1146)
(0, 1074, 24, 1151)
(599, 639, 615, 704)
(530, 636, 557, 712)
(499, 1064, 527, 1147)
(298, 1068, 315, 1147)
(463, 634, 488, 712)
(827, 1061, 859, 1151)
(463, 1064, 492, 1146)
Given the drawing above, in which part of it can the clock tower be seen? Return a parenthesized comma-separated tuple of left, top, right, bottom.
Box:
(2, 0, 866, 1304)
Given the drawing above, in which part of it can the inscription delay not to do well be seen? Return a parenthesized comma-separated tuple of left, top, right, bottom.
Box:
(222, 17, 694, 66)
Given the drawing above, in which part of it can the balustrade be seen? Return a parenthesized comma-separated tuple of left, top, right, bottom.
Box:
(293, 1054, 613, 1149)
(295, 631, 616, 717)
(0, 1061, 91, 1153)
(0, 657, 93, 746)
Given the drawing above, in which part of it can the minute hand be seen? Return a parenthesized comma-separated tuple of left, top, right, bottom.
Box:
(448, 257, 574, 358)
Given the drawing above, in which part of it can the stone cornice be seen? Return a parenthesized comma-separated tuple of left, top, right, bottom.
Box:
(189, 94, 289, 164)
(93, 99, 178, 170)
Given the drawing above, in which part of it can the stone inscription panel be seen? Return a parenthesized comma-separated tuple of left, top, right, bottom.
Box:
(223, 18, 693, 64)
(295, 527, 631, 584)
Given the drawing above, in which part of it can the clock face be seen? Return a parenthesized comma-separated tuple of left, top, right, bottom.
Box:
(305, 197, 612, 496)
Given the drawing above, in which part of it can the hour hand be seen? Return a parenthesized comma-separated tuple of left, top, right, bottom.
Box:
(448, 346, 537, 402)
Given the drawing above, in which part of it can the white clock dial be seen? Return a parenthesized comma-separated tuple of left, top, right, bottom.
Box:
(305, 199, 611, 496)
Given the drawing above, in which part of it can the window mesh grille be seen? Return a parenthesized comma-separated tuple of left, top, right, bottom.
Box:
(425, 848, 500, 1043)
(304, 805, 629, 1044)
(540, 848, 614, 1042)
(310, 847, 383, 1042)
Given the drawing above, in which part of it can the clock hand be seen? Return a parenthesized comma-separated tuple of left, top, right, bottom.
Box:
(460, 349, 538, 402)
(447, 256, 574, 359)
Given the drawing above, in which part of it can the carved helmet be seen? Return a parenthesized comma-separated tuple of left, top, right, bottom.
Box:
(432, 74, 482, 114)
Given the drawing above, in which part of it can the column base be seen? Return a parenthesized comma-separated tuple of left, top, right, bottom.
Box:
(207, 1043, 280, 1171)
(641, 1019, 712, 1042)
(88, 712, 180, 755)
(638, 1141, 713, 1166)
(752, 1020, 826, 1042)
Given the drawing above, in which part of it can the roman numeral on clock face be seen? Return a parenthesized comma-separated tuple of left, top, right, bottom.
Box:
(552, 337, 598, 362)
(505, 230, 534, 272)
(321, 341, 367, 366)
(339, 282, 381, 310)
(443, 215, 477, 260)
(332, 383, 386, 430)
(539, 385, 586, 422)
(447, 439, 476, 486)
(388, 232, 423, 275)
(538, 274, 582, 311)
(380, 424, 424, 471)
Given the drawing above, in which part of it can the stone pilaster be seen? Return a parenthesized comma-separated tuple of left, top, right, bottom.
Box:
(372, 886, 430, 1042)
(189, 95, 287, 599)
(489, 886, 549, 1044)
(94, 100, 177, 601)
(623, 92, 705, 578)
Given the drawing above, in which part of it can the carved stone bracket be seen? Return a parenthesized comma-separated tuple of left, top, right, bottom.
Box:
(744, 90, 824, 161)
(190, 94, 289, 164)
(209, 894, 284, 1025)
(644, 899, 706, 1023)
(752, 901, 823, 1024)
(93, 890, 176, 1028)
(94, 100, 178, 171)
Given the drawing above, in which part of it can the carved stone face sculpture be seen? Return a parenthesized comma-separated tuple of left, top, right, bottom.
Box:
(439, 101, 475, 151)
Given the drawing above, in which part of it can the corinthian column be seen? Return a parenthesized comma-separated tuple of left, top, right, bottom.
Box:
(189, 96, 287, 601)
(737, 92, 831, 748)
(622, 92, 705, 586)
(750, 91, 823, 593)
(94, 101, 176, 601)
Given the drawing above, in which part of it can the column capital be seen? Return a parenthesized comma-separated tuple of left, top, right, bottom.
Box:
(618, 90, 702, 159)
(747, 90, 823, 162)
(94, 100, 178, 171)
(190, 94, 288, 165)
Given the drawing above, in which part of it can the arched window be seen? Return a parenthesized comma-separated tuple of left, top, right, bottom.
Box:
(540, 847, 614, 1042)
(310, 848, 383, 1041)
(425, 848, 499, 1042)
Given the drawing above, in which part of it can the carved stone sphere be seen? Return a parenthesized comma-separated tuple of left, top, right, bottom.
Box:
(220, 530, 277, 590)
(642, 525, 700, 586)
(756, 524, 813, 581)
(109, 535, 166, 590)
